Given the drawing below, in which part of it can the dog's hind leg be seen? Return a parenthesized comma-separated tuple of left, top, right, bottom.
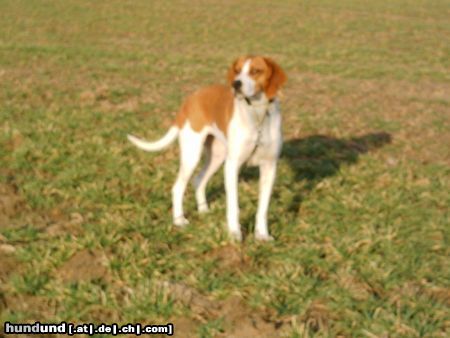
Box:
(193, 136, 226, 213)
(172, 124, 204, 227)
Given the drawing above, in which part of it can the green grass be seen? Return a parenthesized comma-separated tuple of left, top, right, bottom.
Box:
(1, 0, 449, 337)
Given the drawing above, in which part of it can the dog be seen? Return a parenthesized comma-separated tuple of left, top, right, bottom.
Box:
(127, 56, 287, 241)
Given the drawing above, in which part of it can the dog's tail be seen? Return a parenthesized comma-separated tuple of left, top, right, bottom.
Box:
(127, 126, 179, 152)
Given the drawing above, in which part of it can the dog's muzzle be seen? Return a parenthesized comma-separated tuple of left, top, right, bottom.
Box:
(232, 80, 242, 92)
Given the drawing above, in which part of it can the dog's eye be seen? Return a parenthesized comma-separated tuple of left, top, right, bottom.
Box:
(250, 68, 262, 75)
(235, 68, 241, 74)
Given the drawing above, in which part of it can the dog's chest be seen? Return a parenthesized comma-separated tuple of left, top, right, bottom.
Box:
(228, 99, 281, 165)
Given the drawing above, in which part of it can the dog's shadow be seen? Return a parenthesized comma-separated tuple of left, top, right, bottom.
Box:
(239, 131, 392, 214)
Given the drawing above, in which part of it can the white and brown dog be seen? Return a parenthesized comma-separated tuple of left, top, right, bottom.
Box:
(128, 56, 287, 241)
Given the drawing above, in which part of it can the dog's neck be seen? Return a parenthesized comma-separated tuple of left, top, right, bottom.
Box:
(237, 92, 275, 112)
(235, 93, 275, 129)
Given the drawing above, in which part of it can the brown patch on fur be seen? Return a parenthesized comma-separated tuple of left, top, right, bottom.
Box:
(174, 56, 286, 133)
(247, 56, 272, 93)
(174, 84, 234, 135)
(227, 56, 247, 85)
(227, 55, 287, 99)
(263, 57, 287, 100)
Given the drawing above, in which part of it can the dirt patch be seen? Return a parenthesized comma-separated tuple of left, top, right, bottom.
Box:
(217, 295, 284, 338)
(158, 281, 288, 337)
(57, 249, 109, 283)
(1, 293, 58, 318)
(0, 240, 16, 255)
(86, 305, 120, 323)
(79, 85, 141, 113)
(0, 182, 24, 228)
(0, 254, 21, 283)
(169, 317, 200, 338)
(0, 172, 81, 237)
(156, 280, 219, 318)
(206, 244, 250, 271)
(44, 222, 83, 237)
(44, 211, 84, 238)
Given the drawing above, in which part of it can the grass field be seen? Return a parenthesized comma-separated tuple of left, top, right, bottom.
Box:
(1, 0, 449, 337)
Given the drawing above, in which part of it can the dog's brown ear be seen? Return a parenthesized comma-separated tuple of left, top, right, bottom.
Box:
(264, 58, 287, 100)
(227, 59, 238, 85)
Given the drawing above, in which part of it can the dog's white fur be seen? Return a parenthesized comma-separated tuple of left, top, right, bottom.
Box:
(128, 56, 286, 241)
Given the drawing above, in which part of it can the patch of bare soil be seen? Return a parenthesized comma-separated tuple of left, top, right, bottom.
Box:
(1, 293, 59, 319)
(158, 281, 288, 338)
(44, 210, 84, 238)
(0, 232, 16, 255)
(0, 172, 82, 237)
(0, 254, 21, 283)
(57, 249, 109, 283)
(216, 295, 284, 338)
(1, 274, 61, 334)
(206, 244, 250, 271)
(86, 305, 121, 323)
(156, 281, 220, 318)
(168, 317, 200, 338)
(79, 85, 144, 113)
(0, 182, 24, 228)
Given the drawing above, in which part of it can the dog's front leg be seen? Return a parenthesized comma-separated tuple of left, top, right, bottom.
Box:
(225, 159, 242, 241)
(255, 160, 277, 241)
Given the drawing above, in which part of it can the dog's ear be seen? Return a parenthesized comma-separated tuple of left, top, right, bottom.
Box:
(264, 58, 287, 100)
(227, 58, 238, 85)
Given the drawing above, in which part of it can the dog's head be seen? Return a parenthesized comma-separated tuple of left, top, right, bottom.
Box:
(227, 56, 287, 100)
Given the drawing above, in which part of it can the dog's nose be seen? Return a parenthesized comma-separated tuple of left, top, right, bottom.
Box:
(232, 80, 242, 91)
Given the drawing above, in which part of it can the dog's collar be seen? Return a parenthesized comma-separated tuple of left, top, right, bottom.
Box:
(237, 96, 275, 107)
(242, 96, 275, 106)
(244, 96, 273, 105)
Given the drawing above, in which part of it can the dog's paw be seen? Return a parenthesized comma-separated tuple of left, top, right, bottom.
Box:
(174, 216, 189, 227)
(229, 230, 243, 242)
(198, 204, 209, 213)
(255, 233, 274, 241)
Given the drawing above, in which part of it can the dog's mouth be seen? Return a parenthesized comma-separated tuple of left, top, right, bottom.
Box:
(232, 80, 252, 98)
(231, 79, 264, 101)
